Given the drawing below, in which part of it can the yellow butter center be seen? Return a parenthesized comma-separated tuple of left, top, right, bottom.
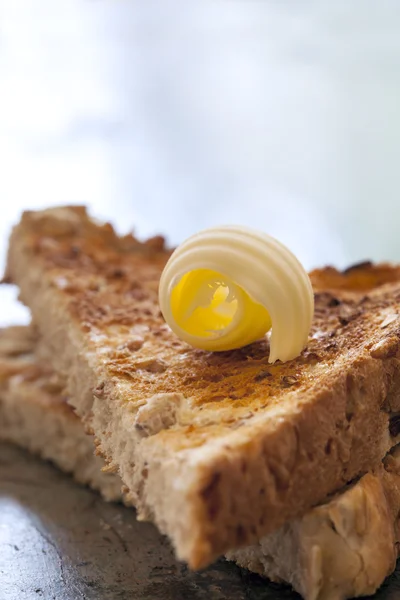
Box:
(159, 226, 314, 362)
(170, 269, 272, 350)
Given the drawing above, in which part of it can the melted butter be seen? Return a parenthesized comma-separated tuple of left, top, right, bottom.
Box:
(159, 226, 314, 362)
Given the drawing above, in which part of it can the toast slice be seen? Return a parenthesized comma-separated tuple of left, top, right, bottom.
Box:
(229, 457, 400, 600)
(5, 206, 400, 568)
(0, 325, 123, 502)
(0, 325, 399, 600)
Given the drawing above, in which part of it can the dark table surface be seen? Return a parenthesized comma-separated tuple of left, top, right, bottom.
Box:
(1, 443, 400, 600)
(0, 443, 293, 600)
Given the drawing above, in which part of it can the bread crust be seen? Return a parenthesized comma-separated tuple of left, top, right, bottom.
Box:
(5, 206, 400, 568)
(1, 324, 400, 600)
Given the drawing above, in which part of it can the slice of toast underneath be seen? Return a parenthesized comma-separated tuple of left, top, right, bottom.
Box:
(0, 326, 123, 502)
(6, 206, 400, 568)
(228, 458, 400, 600)
(0, 325, 399, 600)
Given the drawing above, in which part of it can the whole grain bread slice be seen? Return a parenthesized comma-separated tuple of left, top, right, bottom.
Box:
(0, 326, 123, 501)
(229, 456, 400, 600)
(5, 206, 400, 568)
(1, 324, 399, 600)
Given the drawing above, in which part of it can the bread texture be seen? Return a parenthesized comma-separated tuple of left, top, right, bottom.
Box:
(5, 206, 400, 568)
(228, 458, 400, 600)
(1, 324, 400, 600)
(0, 325, 123, 501)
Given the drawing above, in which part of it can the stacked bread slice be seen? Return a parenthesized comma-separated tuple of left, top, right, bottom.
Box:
(3, 206, 400, 600)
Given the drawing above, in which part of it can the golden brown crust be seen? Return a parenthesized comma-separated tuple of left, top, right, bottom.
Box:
(2, 325, 400, 600)
(3, 325, 400, 599)
(310, 261, 400, 291)
(6, 206, 400, 568)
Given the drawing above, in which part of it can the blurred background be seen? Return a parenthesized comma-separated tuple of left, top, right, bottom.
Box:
(2, 0, 400, 324)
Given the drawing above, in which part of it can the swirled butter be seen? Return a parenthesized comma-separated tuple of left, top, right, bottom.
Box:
(158, 226, 314, 363)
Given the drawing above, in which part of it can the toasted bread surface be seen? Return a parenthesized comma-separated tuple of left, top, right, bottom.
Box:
(1, 324, 400, 600)
(5, 206, 400, 567)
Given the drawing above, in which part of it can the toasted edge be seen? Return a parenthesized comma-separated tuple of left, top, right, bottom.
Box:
(6, 207, 400, 568)
(1, 325, 399, 600)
